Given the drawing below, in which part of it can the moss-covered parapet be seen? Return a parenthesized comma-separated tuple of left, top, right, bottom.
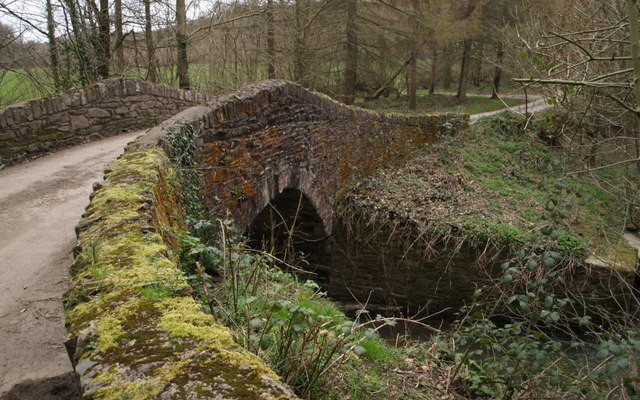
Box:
(64, 145, 297, 399)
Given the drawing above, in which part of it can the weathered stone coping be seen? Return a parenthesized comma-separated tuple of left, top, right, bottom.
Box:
(64, 141, 297, 399)
(141, 80, 467, 144)
(0, 79, 211, 165)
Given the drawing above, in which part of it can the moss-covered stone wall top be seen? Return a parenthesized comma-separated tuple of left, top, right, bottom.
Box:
(64, 142, 297, 399)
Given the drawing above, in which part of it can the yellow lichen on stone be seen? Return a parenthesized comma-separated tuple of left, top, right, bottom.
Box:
(95, 314, 125, 353)
(94, 297, 143, 353)
(157, 297, 234, 345)
(587, 245, 638, 273)
(89, 185, 147, 211)
(92, 231, 185, 289)
(94, 377, 160, 400)
(65, 146, 297, 399)
(157, 296, 281, 381)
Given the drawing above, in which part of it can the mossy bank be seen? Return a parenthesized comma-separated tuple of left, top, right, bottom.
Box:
(326, 111, 638, 315)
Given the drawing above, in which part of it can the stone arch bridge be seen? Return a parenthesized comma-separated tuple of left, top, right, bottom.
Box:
(0, 79, 466, 399)
(0, 78, 464, 234)
(144, 80, 465, 236)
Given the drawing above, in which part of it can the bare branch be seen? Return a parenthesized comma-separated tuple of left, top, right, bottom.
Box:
(0, 3, 47, 37)
(513, 78, 632, 89)
(567, 157, 640, 175)
(590, 68, 634, 82)
(607, 94, 640, 115)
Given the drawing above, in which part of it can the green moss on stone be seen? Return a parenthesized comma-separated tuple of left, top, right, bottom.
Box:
(65, 147, 296, 399)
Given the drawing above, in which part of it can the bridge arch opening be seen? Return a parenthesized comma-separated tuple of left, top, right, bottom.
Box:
(246, 188, 331, 283)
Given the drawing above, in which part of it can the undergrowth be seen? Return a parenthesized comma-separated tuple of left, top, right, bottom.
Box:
(346, 111, 633, 266)
(459, 112, 631, 258)
(163, 117, 639, 400)
(164, 121, 421, 399)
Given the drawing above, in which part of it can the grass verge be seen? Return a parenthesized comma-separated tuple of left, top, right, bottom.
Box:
(355, 91, 523, 115)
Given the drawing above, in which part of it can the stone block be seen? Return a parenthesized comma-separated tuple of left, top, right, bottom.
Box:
(9, 107, 22, 125)
(70, 115, 90, 130)
(60, 93, 73, 109)
(98, 83, 108, 98)
(29, 120, 43, 131)
(115, 106, 129, 115)
(87, 108, 111, 118)
(31, 101, 42, 119)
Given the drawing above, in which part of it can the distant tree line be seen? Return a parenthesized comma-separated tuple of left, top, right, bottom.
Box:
(0, 0, 561, 105)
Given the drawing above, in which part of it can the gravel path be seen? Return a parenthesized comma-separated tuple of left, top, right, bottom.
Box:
(469, 94, 551, 123)
(0, 131, 142, 399)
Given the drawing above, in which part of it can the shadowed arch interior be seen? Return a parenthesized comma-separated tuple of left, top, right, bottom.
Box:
(246, 188, 331, 283)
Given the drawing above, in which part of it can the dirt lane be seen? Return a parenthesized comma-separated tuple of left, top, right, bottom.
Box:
(469, 95, 551, 123)
(0, 131, 142, 398)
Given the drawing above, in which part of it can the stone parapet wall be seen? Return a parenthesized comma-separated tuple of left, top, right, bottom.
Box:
(0, 79, 210, 165)
(179, 79, 463, 140)
(143, 80, 467, 234)
(65, 138, 297, 399)
(325, 201, 637, 317)
(327, 215, 506, 314)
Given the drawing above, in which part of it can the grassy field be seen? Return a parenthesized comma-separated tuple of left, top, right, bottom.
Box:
(0, 69, 56, 105)
(0, 65, 251, 106)
(355, 90, 523, 114)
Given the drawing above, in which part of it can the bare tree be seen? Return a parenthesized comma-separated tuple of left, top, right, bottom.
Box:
(46, 0, 61, 88)
(343, 0, 357, 104)
(266, 0, 276, 79)
(113, 0, 123, 72)
(176, 0, 189, 89)
(513, 0, 640, 228)
(144, 0, 157, 82)
(96, 0, 110, 78)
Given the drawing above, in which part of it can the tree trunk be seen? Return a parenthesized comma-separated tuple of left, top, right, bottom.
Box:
(266, 0, 276, 79)
(46, 0, 61, 89)
(61, 0, 94, 83)
(176, 0, 190, 89)
(443, 46, 453, 89)
(343, 0, 357, 105)
(628, 0, 640, 176)
(144, 0, 157, 82)
(367, 54, 414, 100)
(429, 47, 437, 95)
(408, 52, 417, 109)
(456, 40, 472, 103)
(97, 0, 110, 79)
(471, 42, 483, 87)
(491, 41, 504, 99)
(293, 0, 309, 86)
(114, 0, 124, 73)
(629, 0, 640, 112)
